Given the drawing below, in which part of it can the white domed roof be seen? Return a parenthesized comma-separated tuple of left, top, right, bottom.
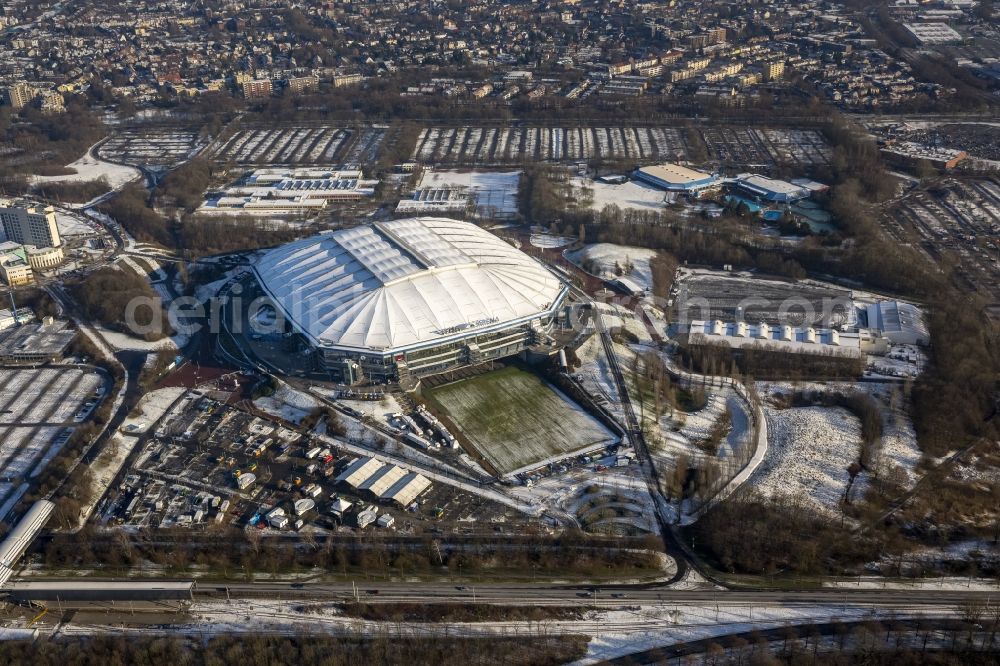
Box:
(253, 217, 565, 353)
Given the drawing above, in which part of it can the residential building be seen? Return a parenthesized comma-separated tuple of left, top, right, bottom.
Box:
(0, 205, 61, 249)
(241, 78, 272, 99)
(2, 82, 34, 110)
(285, 76, 319, 96)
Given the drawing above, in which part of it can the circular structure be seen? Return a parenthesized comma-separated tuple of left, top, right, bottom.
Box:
(25, 244, 64, 270)
(252, 217, 569, 382)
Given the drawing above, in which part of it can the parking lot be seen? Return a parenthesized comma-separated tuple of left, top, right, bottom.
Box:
(888, 177, 1000, 308)
(412, 126, 693, 164)
(755, 128, 833, 167)
(0, 366, 106, 506)
(699, 127, 832, 169)
(98, 127, 207, 167)
(204, 126, 386, 166)
(896, 123, 1000, 162)
(410, 125, 833, 169)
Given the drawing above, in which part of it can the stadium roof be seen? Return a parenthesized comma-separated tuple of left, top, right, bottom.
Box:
(254, 218, 567, 354)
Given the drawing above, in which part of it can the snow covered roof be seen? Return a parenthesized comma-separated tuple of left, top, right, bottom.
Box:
(335, 457, 385, 488)
(636, 163, 715, 187)
(358, 464, 408, 496)
(733, 174, 811, 202)
(689, 320, 862, 357)
(254, 217, 566, 354)
(380, 472, 431, 506)
(865, 301, 929, 343)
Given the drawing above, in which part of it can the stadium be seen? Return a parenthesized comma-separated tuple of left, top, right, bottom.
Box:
(251, 217, 570, 383)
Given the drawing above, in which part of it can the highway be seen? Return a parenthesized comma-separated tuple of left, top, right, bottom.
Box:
(11, 576, 994, 609)
(187, 580, 1000, 608)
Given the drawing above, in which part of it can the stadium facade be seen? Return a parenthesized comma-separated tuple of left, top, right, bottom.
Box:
(252, 217, 569, 383)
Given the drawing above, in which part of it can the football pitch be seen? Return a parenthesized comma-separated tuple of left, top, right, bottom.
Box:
(428, 366, 616, 476)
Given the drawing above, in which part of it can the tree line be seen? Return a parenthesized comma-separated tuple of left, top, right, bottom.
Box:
(0, 634, 587, 666)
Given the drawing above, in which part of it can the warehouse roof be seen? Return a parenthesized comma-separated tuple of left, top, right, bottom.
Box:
(732, 174, 811, 202)
(358, 464, 408, 496)
(380, 472, 432, 507)
(335, 457, 386, 488)
(865, 301, 929, 342)
(635, 163, 717, 188)
(254, 218, 566, 354)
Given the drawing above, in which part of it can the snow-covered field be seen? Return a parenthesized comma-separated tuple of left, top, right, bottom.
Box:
(401, 169, 521, 218)
(748, 402, 861, 514)
(570, 177, 668, 212)
(94, 325, 181, 353)
(253, 383, 320, 425)
(30, 143, 141, 190)
(650, 388, 751, 465)
(121, 387, 186, 435)
(757, 380, 923, 492)
(565, 243, 660, 292)
(431, 366, 617, 476)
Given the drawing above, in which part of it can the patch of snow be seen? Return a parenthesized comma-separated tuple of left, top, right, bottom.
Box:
(94, 326, 181, 353)
(570, 176, 668, 212)
(566, 243, 660, 293)
(748, 403, 860, 515)
(254, 383, 321, 425)
(30, 142, 141, 190)
(121, 387, 186, 435)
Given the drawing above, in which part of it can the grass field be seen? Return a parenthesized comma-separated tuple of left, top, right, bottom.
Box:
(429, 366, 615, 476)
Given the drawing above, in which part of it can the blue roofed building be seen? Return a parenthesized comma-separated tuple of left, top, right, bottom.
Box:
(731, 174, 811, 203)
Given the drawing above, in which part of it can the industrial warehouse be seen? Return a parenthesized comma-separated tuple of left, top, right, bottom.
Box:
(335, 456, 432, 507)
(202, 167, 380, 213)
(250, 217, 570, 383)
(632, 162, 719, 197)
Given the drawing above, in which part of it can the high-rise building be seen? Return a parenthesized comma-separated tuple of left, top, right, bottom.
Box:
(0, 205, 62, 249)
(2, 82, 34, 110)
(241, 78, 273, 99)
(707, 27, 728, 45)
(763, 61, 786, 82)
